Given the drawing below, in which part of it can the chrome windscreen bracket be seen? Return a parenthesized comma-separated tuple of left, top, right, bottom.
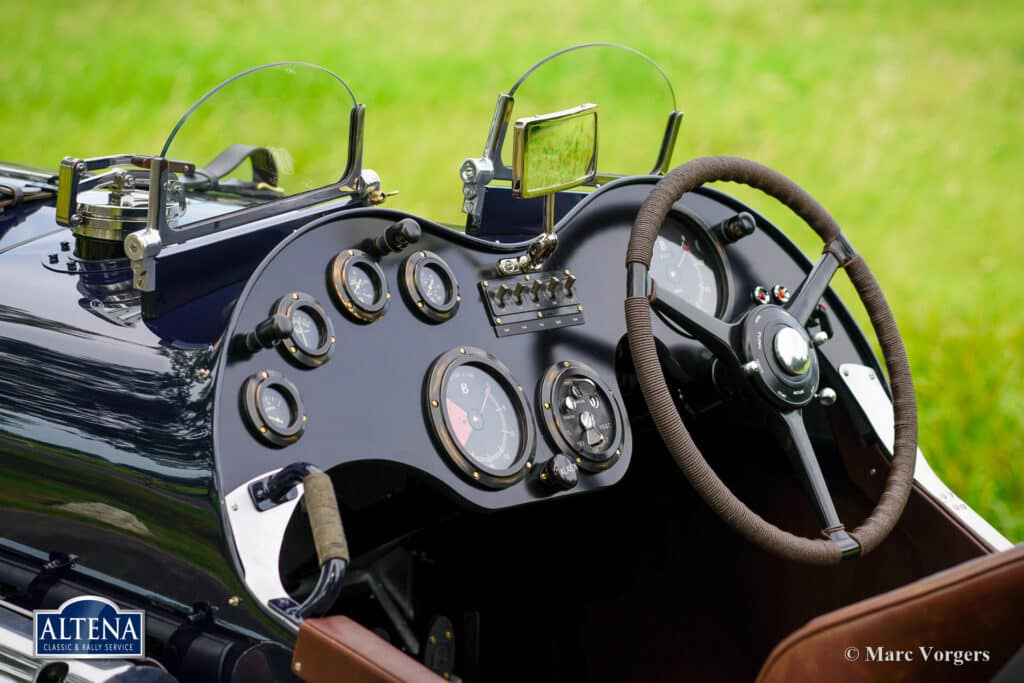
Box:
(460, 93, 514, 232)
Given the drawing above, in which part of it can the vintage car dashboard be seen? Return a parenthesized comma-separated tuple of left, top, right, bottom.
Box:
(213, 177, 881, 511)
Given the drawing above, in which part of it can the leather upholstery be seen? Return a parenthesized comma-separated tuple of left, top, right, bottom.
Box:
(757, 544, 1024, 682)
(292, 615, 444, 683)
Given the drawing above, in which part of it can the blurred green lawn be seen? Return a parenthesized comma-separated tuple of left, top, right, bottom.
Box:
(3, 1, 1021, 540)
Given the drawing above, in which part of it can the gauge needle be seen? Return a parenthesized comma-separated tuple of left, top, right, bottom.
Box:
(677, 243, 689, 267)
(480, 384, 492, 412)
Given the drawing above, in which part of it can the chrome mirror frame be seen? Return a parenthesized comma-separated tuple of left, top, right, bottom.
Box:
(511, 103, 598, 199)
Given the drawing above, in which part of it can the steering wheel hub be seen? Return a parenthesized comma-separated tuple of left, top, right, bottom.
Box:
(741, 306, 819, 408)
(774, 326, 811, 376)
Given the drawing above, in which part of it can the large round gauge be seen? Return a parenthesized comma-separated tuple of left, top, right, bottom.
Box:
(328, 249, 390, 323)
(650, 212, 727, 319)
(537, 360, 628, 472)
(242, 370, 307, 447)
(273, 292, 336, 367)
(425, 347, 536, 489)
(400, 250, 460, 322)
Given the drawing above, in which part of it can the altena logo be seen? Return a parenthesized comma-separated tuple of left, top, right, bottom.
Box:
(33, 596, 145, 658)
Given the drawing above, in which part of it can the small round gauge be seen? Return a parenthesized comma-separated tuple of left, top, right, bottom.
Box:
(273, 292, 336, 367)
(242, 370, 307, 447)
(650, 212, 727, 319)
(537, 360, 628, 471)
(328, 249, 390, 323)
(401, 251, 460, 322)
(425, 347, 535, 489)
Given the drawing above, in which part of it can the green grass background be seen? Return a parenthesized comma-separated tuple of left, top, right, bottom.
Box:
(3, 1, 1021, 540)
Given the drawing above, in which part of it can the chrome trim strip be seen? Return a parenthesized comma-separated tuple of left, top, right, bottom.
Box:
(839, 363, 1012, 551)
(223, 470, 302, 634)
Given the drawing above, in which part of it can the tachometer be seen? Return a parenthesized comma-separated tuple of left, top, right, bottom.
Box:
(650, 213, 726, 318)
(328, 249, 390, 323)
(425, 347, 535, 489)
(537, 360, 627, 471)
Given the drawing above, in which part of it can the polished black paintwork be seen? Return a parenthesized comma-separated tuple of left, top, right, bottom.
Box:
(0, 170, 886, 641)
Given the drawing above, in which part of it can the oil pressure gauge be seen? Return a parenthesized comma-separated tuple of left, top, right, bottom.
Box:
(273, 292, 335, 367)
(537, 361, 627, 471)
(329, 248, 390, 323)
(400, 250, 460, 322)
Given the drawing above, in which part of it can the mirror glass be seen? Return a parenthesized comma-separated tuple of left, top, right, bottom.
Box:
(512, 103, 597, 198)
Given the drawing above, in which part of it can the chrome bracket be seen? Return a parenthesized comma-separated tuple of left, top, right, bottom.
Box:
(497, 232, 559, 276)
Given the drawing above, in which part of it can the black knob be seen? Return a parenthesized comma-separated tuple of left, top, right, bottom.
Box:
(245, 313, 293, 352)
(540, 453, 579, 491)
(715, 212, 756, 243)
(375, 218, 422, 255)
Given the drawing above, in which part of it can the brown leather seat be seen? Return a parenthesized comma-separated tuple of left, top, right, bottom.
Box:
(757, 543, 1024, 682)
(292, 615, 445, 683)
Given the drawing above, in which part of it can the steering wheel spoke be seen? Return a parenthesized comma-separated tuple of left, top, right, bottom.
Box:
(786, 251, 840, 327)
(651, 284, 739, 362)
(766, 409, 859, 559)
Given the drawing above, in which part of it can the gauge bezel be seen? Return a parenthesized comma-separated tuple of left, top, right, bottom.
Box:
(652, 209, 731, 329)
(242, 370, 307, 447)
(537, 360, 627, 472)
(400, 250, 461, 323)
(425, 346, 536, 489)
(273, 292, 336, 367)
(328, 249, 390, 323)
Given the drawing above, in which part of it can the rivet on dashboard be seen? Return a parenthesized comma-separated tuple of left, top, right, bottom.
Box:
(260, 371, 269, 379)
(291, 292, 299, 300)
(495, 317, 503, 324)
(562, 361, 570, 368)
(472, 471, 480, 479)
(386, 292, 391, 300)
(482, 281, 490, 288)
(526, 461, 532, 469)
(517, 385, 523, 392)
(537, 311, 544, 318)
(347, 249, 354, 256)
(564, 269, 572, 276)
(459, 347, 466, 354)
(544, 402, 551, 409)
(302, 415, 308, 422)
(420, 251, 426, 258)
(228, 596, 240, 607)
(575, 457, 582, 465)
(417, 301, 425, 308)
(330, 337, 336, 344)
(524, 274, 531, 280)
(445, 631, 453, 640)
(540, 472, 548, 481)
(259, 425, 268, 433)
(456, 295, 461, 302)
(577, 305, 583, 312)
(615, 449, 621, 455)
(289, 346, 298, 353)
(431, 400, 439, 408)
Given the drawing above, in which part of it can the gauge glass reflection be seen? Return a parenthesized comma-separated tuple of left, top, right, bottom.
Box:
(291, 307, 323, 353)
(260, 385, 294, 429)
(418, 264, 449, 308)
(348, 263, 380, 307)
(650, 218, 722, 316)
(444, 365, 520, 471)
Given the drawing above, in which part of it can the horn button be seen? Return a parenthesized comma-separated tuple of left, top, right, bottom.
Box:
(740, 306, 820, 408)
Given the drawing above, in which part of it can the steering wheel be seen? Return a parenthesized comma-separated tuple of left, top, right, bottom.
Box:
(625, 156, 917, 565)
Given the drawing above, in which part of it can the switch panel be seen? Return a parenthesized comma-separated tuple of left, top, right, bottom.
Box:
(479, 269, 584, 337)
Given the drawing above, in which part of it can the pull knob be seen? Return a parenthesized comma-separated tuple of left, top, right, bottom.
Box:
(374, 218, 422, 255)
(539, 453, 579, 491)
(714, 212, 756, 243)
(244, 313, 293, 352)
